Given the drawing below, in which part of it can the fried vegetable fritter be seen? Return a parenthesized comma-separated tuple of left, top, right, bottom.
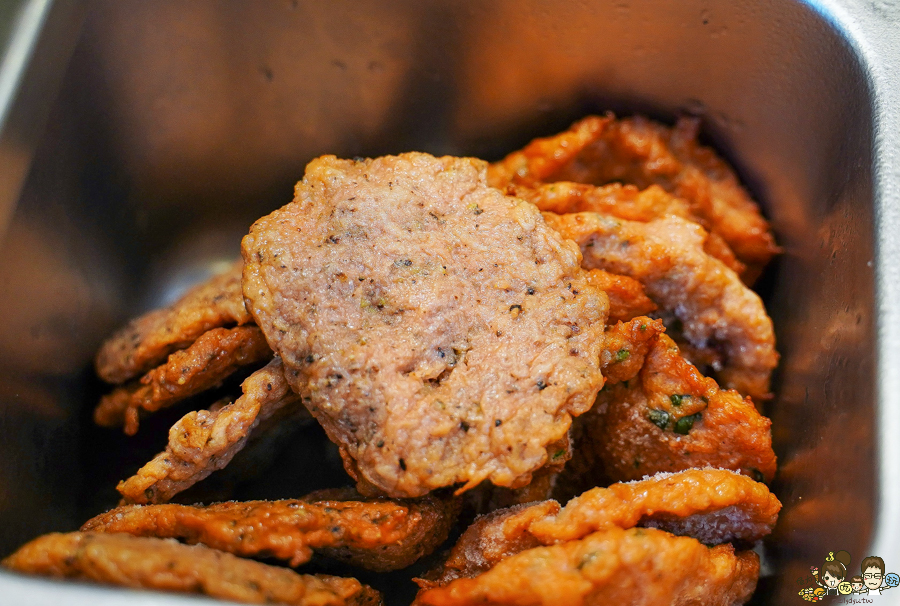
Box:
(96, 260, 251, 384)
(2, 532, 382, 606)
(118, 358, 301, 504)
(545, 211, 778, 402)
(94, 325, 272, 435)
(83, 491, 457, 571)
(416, 527, 759, 606)
(242, 153, 609, 498)
(584, 333, 777, 483)
(491, 114, 779, 278)
(418, 469, 778, 591)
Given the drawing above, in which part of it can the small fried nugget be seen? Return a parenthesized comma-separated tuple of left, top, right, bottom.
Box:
(242, 153, 609, 498)
(94, 325, 273, 435)
(2, 532, 382, 606)
(83, 491, 457, 571)
(545, 211, 778, 402)
(117, 358, 301, 504)
(587, 333, 777, 483)
(583, 269, 656, 323)
(599, 317, 665, 385)
(503, 114, 778, 274)
(419, 469, 777, 591)
(416, 526, 759, 606)
(96, 260, 251, 384)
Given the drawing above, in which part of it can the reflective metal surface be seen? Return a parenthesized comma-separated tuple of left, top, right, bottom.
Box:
(0, 0, 898, 604)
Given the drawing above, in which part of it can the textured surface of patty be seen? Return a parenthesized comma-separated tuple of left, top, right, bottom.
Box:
(118, 358, 301, 504)
(2, 532, 382, 606)
(418, 469, 778, 591)
(83, 490, 456, 571)
(585, 333, 777, 483)
(242, 153, 609, 497)
(545, 211, 778, 403)
(94, 325, 272, 435)
(96, 260, 251, 384)
(415, 526, 759, 606)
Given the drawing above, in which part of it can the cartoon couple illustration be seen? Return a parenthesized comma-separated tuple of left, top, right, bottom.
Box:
(801, 550, 898, 601)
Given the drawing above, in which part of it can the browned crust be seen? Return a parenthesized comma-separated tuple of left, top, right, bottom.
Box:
(415, 527, 759, 606)
(2, 532, 383, 606)
(583, 269, 657, 323)
(94, 325, 273, 435)
(95, 260, 251, 384)
(117, 358, 301, 504)
(599, 317, 666, 385)
(83, 492, 458, 572)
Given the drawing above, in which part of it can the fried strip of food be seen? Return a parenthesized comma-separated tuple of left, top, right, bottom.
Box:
(416, 527, 759, 606)
(242, 153, 609, 498)
(587, 333, 777, 483)
(499, 114, 778, 273)
(117, 358, 300, 504)
(419, 468, 777, 591)
(83, 492, 456, 571)
(545, 211, 778, 402)
(2, 532, 382, 606)
(94, 325, 273, 435)
(583, 269, 656, 323)
(486, 115, 613, 188)
(509, 181, 747, 278)
(96, 260, 252, 384)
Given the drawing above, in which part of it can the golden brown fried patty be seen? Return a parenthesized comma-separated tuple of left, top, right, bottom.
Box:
(491, 114, 778, 278)
(416, 527, 759, 606)
(83, 491, 457, 571)
(94, 325, 272, 435)
(2, 532, 382, 606)
(118, 358, 301, 504)
(96, 260, 251, 384)
(545, 211, 778, 402)
(419, 469, 778, 591)
(585, 334, 776, 483)
(583, 269, 657, 323)
(242, 153, 609, 498)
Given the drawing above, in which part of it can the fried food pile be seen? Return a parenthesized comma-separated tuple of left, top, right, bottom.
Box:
(3, 114, 781, 606)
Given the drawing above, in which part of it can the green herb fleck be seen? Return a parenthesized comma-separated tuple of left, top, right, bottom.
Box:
(673, 412, 702, 435)
(647, 409, 670, 430)
(669, 394, 688, 407)
(552, 449, 566, 461)
(615, 349, 630, 362)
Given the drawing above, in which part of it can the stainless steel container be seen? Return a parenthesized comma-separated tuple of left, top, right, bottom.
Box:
(2, 0, 899, 604)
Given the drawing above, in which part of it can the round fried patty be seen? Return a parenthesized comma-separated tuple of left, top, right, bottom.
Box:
(242, 153, 609, 497)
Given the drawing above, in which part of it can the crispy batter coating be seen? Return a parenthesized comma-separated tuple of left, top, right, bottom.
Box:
(586, 333, 777, 483)
(2, 532, 382, 606)
(419, 469, 777, 592)
(96, 260, 251, 384)
(416, 526, 759, 606)
(83, 491, 457, 571)
(545, 211, 778, 402)
(583, 269, 656, 323)
(492, 114, 778, 275)
(117, 358, 301, 504)
(599, 317, 666, 385)
(94, 325, 272, 435)
(242, 153, 609, 498)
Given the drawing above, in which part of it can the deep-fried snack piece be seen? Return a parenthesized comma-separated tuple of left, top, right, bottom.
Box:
(416, 526, 759, 606)
(83, 491, 457, 572)
(117, 358, 301, 504)
(587, 333, 777, 483)
(242, 153, 609, 498)
(494, 114, 778, 274)
(545, 211, 778, 402)
(583, 269, 656, 323)
(486, 115, 613, 188)
(96, 260, 251, 384)
(94, 325, 273, 435)
(2, 532, 382, 606)
(508, 181, 748, 278)
(418, 468, 778, 591)
(599, 317, 665, 385)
